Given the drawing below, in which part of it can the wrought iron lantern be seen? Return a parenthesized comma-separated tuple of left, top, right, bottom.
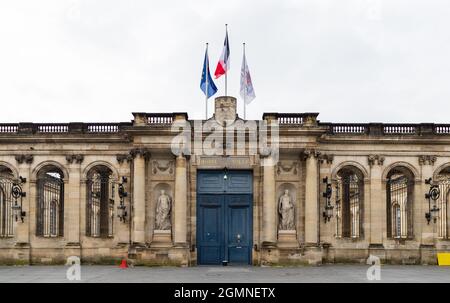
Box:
(117, 177, 128, 222)
(322, 177, 334, 223)
(11, 177, 27, 222)
(425, 178, 440, 224)
(223, 167, 228, 180)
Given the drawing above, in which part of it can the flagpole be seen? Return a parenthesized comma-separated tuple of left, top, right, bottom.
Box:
(205, 43, 209, 119)
(225, 24, 228, 97)
(243, 43, 246, 120)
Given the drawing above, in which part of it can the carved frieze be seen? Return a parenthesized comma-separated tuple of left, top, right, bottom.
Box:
(418, 155, 437, 166)
(276, 161, 298, 176)
(152, 160, 174, 175)
(65, 154, 84, 164)
(368, 155, 385, 166)
(14, 154, 33, 164)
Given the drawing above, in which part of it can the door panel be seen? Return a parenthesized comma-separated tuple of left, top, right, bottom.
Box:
(227, 200, 251, 264)
(225, 172, 253, 194)
(197, 172, 225, 194)
(197, 195, 224, 265)
(197, 170, 252, 265)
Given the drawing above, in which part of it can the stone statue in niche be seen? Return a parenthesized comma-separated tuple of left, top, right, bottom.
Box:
(278, 189, 295, 230)
(155, 190, 172, 230)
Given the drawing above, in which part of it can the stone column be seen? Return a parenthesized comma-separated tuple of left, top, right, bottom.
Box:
(304, 150, 319, 245)
(16, 160, 31, 245)
(65, 155, 83, 246)
(262, 156, 277, 246)
(318, 154, 334, 244)
(174, 154, 187, 246)
(420, 156, 437, 246)
(368, 155, 384, 246)
(132, 149, 148, 245)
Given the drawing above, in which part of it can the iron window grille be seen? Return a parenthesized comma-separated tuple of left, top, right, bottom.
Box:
(36, 170, 64, 237)
(0, 170, 16, 238)
(386, 172, 414, 239)
(86, 167, 115, 238)
(335, 171, 363, 239)
(435, 173, 450, 238)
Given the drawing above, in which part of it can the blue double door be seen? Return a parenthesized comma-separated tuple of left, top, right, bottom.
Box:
(197, 170, 253, 265)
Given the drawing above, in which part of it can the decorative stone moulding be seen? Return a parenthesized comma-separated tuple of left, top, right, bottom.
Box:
(14, 154, 33, 164)
(116, 154, 133, 164)
(418, 155, 437, 166)
(319, 154, 334, 164)
(65, 154, 84, 164)
(368, 155, 385, 166)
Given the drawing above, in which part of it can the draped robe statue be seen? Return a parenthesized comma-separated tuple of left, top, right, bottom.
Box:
(278, 189, 295, 230)
(155, 190, 172, 230)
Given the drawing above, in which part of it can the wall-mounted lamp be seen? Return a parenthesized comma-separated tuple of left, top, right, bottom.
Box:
(425, 178, 440, 224)
(117, 177, 128, 222)
(322, 177, 333, 223)
(223, 167, 228, 180)
(11, 177, 27, 223)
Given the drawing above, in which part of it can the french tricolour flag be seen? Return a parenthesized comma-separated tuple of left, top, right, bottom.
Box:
(214, 29, 230, 79)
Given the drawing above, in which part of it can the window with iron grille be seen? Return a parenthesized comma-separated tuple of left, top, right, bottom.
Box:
(36, 167, 64, 237)
(335, 167, 364, 238)
(0, 167, 15, 238)
(436, 168, 450, 238)
(86, 166, 115, 238)
(386, 168, 414, 239)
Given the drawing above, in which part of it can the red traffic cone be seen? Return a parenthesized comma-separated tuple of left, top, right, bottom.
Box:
(119, 259, 128, 269)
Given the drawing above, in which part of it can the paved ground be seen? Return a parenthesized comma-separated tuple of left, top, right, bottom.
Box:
(0, 265, 449, 283)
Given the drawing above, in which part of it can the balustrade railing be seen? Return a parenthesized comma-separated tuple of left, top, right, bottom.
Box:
(37, 124, 69, 133)
(0, 124, 19, 133)
(383, 124, 417, 134)
(147, 114, 173, 125)
(330, 124, 368, 134)
(435, 124, 450, 134)
(86, 123, 120, 133)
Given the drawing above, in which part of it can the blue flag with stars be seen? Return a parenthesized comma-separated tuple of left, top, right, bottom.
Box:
(200, 48, 218, 98)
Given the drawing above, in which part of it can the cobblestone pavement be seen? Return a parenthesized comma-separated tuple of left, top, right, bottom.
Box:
(0, 265, 449, 283)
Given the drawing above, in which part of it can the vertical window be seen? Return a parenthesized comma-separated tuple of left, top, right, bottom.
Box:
(86, 166, 114, 238)
(386, 167, 414, 239)
(36, 166, 64, 237)
(335, 167, 364, 238)
(0, 167, 15, 238)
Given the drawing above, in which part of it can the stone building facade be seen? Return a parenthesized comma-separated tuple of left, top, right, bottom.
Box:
(0, 96, 449, 266)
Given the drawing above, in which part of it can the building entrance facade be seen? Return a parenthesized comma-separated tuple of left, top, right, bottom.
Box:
(196, 170, 253, 265)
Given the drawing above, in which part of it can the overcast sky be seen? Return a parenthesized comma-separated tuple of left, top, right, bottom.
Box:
(0, 0, 449, 123)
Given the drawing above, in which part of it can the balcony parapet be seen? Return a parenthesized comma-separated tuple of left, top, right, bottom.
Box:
(319, 122, 450, 136)
(0, 122, 132, 134)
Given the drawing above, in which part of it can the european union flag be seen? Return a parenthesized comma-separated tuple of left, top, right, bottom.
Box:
(200, 47, 218, 98)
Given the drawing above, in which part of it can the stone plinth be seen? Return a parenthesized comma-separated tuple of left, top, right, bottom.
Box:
(278, 230, 298, 248)
(151, 230, 172, 248)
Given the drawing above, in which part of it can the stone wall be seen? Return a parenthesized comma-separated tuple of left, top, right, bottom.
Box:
(0, 107, 450, 266)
